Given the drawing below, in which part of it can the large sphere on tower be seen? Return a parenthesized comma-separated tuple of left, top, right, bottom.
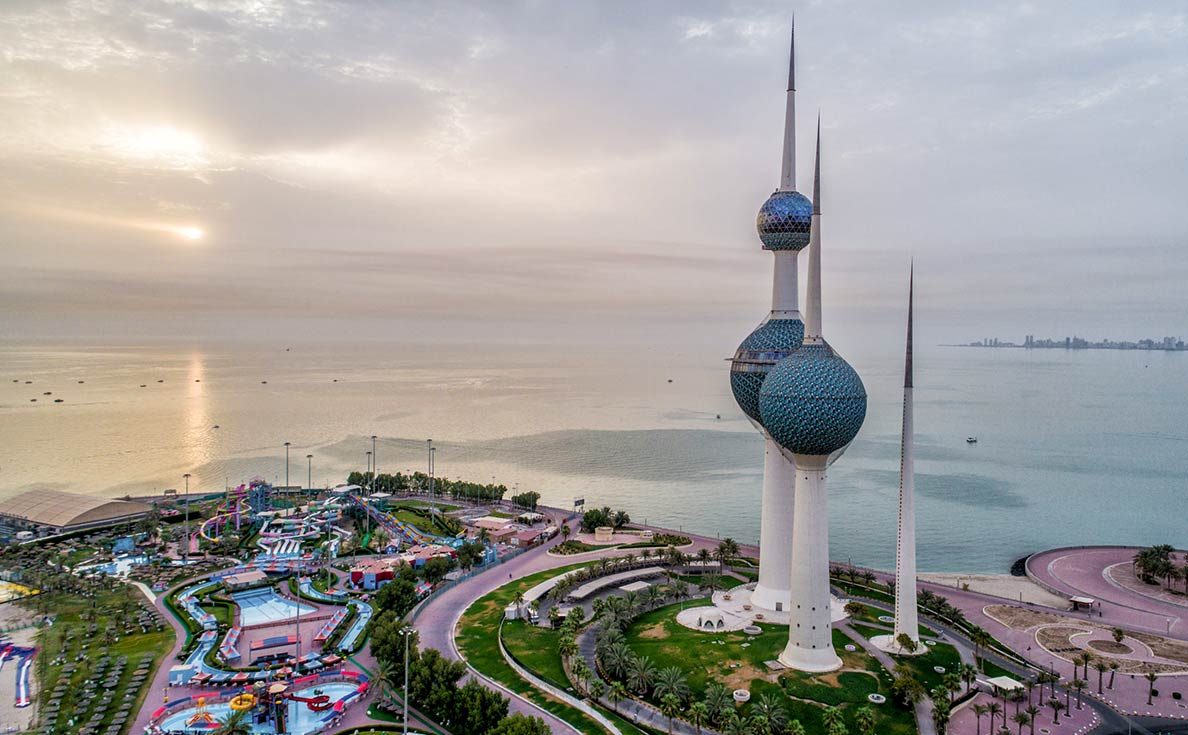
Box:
(730, 318, 804, 423)
(757, 190, 813, 251)
(759, 342, 867, 457)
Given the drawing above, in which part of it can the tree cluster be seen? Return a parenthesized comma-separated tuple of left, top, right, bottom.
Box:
(510, 491, 541, 510)
(578, 506, 631, 533)
(1134, 544, 1188, 591)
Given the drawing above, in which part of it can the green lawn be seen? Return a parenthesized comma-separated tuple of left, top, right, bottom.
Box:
(622, 603, 917, 735)
(30, 587, 175, 735)
(456, 563, 652, 735)
(501, 619, 567, 688)
(891, 641, 964, 693)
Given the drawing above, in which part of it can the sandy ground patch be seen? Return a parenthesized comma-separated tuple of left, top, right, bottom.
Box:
(984, 604, 1068, 630)
(920, 573, 1068, 607)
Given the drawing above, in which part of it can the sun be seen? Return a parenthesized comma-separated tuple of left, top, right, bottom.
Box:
(179, 226, 203, 241)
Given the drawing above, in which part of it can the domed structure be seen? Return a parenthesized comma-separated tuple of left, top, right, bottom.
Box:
(759, 342, 867, 458)
(730, 318, 804, 423)
(757, 190, 813, 251)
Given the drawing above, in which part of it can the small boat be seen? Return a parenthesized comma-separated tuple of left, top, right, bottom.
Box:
(966, 436, 978, 444)
(157, 379, 164, 383)
(261, 380, 268, 384)
(212, 425, 220, 429)
(54, 399, 63, 403)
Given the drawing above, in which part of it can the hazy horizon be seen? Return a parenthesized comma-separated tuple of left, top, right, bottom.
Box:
(2, 1, 1186, 351)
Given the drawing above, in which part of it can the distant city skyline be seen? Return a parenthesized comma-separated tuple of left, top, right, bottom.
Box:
(1, 1, 1186, 349)
(962, 335, 1186, 351)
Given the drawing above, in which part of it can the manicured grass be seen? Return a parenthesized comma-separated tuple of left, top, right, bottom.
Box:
(978, 657, 1017, 681)
(456, 562, 651, 735)
(501, 619, 567, 688)
(891, 641, 963, 693)
(30, 587, 174, 735)
(622, 603, 916, 735)
(552, 540, 618, 555)
(847, 609, 934, 638)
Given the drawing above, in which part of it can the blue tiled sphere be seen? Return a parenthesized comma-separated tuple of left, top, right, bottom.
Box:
(757, 190, 812, 251)
(759, 342, 867, 456)
(730, 318, 804, 423)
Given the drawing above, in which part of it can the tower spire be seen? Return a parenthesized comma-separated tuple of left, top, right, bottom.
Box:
(779, 20, 797, 191)
(804, 115, 822, 342)
(905, 261, 914, 388)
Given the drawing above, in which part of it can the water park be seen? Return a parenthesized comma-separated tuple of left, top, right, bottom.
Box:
(150, 672, 368, 735)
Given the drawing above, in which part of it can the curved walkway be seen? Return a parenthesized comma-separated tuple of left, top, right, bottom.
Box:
(1027, 546, 1188, 638)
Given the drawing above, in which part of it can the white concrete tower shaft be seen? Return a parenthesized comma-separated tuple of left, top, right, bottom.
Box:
(779, 120, 842, 672)
(752, 20, 802, 612)
(893, 266, 920, 644)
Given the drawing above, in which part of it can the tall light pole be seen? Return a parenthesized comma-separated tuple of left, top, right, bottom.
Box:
(400, 626, 413, 734)
(182, 473, 191, 562)
(306, 454, 313, 493)
(371, 435, 378, 491)
(426, 439, 433, 497)
(284, 441, 291, 488)
(365, 450, 373, 536)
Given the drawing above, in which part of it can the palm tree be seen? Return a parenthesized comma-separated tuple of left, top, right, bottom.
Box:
(561, 524, 571, 540)
(1094, 660, 1108, 694)
(653, 666, 690, 705)
(1145, 671, 1158, 705)
(854, 705, 876, 735)
(571, 658, 592, 695)
(943, 672, 963, 704)
(970, 627, 992, 670)
(1011, 712, 1030, 735)
(213, 708, 252, 735)
(753, 692, 788, 733)
(372, 659, 400, 709)
(973, 703, 989, 735)
(1108, 661, 1119, 689)
(602, 641, 633, 679)
(588, 678, 605, 702)
(1072, 678, 1086, 709)
(1025, 705, 1040, 735)
(1047, 697, 1064, 724)
(687, 701, 709, 735)
(558, 634, 577, 663)
(660, 693, 682, 735)
(960, 663, 978, 693)
(608, 681, 628, 713)
(987, 701, 1003, 731)
(626, 655, 656, 695)
(787, 721, 806, 735)
(703, 682, 733, 726)
(822, 706, 845, 733)
(723, 713, 754, 735)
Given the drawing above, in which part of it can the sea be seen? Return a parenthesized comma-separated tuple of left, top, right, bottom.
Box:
(1, 340, 1185, 574)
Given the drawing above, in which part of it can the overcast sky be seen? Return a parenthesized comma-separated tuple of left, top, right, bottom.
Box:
(2, 1, 1186, 349)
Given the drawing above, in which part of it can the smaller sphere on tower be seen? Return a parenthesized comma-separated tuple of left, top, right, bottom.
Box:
(757, 190, 813, 251)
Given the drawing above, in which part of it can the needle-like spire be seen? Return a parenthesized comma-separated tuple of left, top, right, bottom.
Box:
(804, 115, 823, 341)
(905, 261, 914, 388)
(779, 20, 797, 191)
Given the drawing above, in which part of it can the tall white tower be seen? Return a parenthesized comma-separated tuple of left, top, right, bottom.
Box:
(759, 121, 868, 672)
(874, 268, 922, 654)
(730, 22, 812, 613)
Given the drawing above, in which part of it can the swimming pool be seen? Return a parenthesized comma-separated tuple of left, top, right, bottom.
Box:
(233, 588, 316, 627)
(157, 682, 358, 735)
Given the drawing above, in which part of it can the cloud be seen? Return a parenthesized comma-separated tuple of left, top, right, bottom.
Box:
(0, 0, 1185, 345)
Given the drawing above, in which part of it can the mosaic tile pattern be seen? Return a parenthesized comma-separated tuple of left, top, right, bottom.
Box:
(759, 341, 867, 456)
(730, 318, 805, 422)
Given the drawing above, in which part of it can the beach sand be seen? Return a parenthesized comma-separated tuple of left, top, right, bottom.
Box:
(920, 572, 1068, 608)
(0, 603, 39, 733)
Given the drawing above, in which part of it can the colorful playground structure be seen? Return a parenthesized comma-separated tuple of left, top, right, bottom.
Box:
(198, 480, 268, 544)
(151, 671, 368, 735)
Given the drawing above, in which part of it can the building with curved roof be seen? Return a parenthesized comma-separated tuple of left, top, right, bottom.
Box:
(0, 489, 151, 537)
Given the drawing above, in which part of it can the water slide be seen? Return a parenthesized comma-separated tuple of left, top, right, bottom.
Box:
(197, 484, 251, 544)
(284, 692, 333, 711)
(348, 494, 457, 548)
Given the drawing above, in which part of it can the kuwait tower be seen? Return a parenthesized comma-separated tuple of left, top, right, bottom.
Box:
(760, 122, 868, 672)
(729, 22, 810, 613)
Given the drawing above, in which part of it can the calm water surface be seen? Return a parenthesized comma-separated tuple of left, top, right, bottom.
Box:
(1, 340, 1184, 573)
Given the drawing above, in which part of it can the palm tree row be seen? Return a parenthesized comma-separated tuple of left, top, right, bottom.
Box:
(1133, 545, 1188, 591)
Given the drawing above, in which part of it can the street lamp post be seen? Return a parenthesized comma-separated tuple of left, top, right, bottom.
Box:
(366, 450, 373, 536)
(401, 626, 412, 734)
(306, 454, 313, 493)
(426, 439, 433, 497)
(284, 441, 291, 488)
(182, 473, 191, 562)
(371, 435, 378, 490)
